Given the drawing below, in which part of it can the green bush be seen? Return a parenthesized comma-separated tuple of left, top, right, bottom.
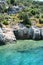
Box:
(3, 20, 9, 25)
(10, 0, 17, 5)
(19, 12, 24, 20)
(30, 9, 36, 15)
(39, 19, 43, 24)
(23, 15, 31, 25)
(41, 15, 43, 18)
(4, 9, 8, 12)
(30, 9, 39, 15)
(28, 12, 33, 17)
(19, 12, 31, 26)
(35, 15, 39, 18)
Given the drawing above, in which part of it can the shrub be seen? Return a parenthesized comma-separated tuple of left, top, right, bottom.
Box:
(28, 12, 33, 17)
(19, 12, 31, 26)
(41, 15, 43, 18)
(3, 20, 9, 25)
(30, 9, 36, 15)
(23, 16, 31, 25)
(4, 9, 8, 12)
(30, 9, 39, 15)
(39, 19, 43, 24)
(19, 12, 24, 20)
(35, 15, 39, 18)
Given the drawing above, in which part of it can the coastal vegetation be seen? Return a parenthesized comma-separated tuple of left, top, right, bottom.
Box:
(0, 0, 43, 45)
(0, 0, 43, 27)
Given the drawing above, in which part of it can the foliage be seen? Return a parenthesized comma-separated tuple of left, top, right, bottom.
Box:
(19, 12, 31, 26)
(6, 0, 33, 6)
(10, 0, 15, 5)
(39, 19, 43, 24)
(6, 0, 10, 4)
(41, 15, 43, 18)
(35, 14, 40, 18)
(3, 20, 9, 25)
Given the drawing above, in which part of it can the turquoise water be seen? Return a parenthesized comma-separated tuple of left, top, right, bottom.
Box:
(0, 41, 43, 65)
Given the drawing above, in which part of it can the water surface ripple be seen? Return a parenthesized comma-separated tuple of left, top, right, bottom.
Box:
(0, 46, 43, 65)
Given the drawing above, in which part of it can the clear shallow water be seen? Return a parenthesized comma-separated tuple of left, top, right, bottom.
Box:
(0, 41, 43, 65)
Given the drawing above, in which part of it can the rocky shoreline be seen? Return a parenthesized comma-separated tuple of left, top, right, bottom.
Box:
(13, 23, 43, 40)
(0, 23, 43, 45)
(0, 26, 16, 45)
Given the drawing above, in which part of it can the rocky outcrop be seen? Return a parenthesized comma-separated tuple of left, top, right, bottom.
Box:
(7, 5, 25, 14)
(13, 23, 43, 40)
(0, 23, 43, 45)
(0, 27, 16, 45)
(13, 23, 30, 39)
(30, 26, 41, 40)
(0, 28, 5, 45)
(40, 28, 43, 39)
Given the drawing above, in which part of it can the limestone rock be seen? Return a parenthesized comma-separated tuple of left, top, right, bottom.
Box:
(13, 23, 30, 39)
(30, 26, 41, 40)
(0, 28, 16, 45)
(40, 28, 43, 39)
(0, 28, 5, 45)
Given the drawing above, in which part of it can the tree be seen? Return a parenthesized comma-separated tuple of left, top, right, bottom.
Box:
(19, 12, 31, 26)
(7, 0, 10, 4)
(10, 0, 15, 5)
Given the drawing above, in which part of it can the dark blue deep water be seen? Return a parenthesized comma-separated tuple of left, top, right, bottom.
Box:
(0, 46, 43, 65)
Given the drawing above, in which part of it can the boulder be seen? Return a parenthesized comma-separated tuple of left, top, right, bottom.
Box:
(17, 29, 24, 39)
(13, 23, 42, 40)
(2, 28, 16, 43)
(17, 28, 29, 39)
(30, 26, 41, 40)
(40, 28, 43, 39)
(28, 27, 33, 39)
(0, 28, 16, 45)
(13, 23, 30, 39)
(14, 28, 28, 39)
(0, 28, 5, 45)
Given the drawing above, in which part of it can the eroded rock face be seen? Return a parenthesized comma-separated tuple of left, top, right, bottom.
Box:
(13, 24, 43, 40)
(30, 26, 41, 40)
(0, 28, 6, 45)
(40, 28, 43, 39)
(2, 28, 16, 42)
(33, 29, 40, 40)
(0, 28, 16, 45)
(14, 28, 29, 39)
(13, 23, 30, 39)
